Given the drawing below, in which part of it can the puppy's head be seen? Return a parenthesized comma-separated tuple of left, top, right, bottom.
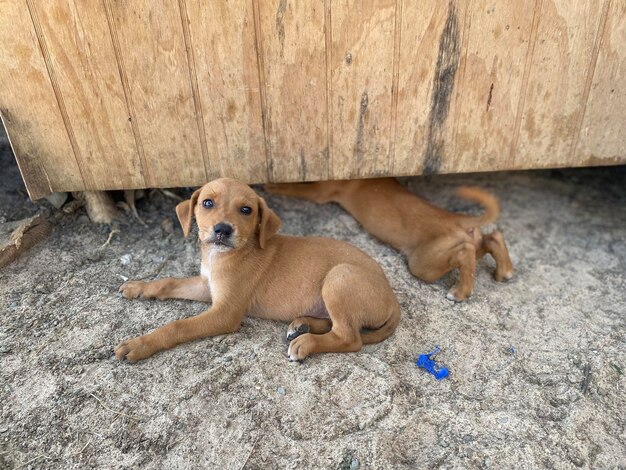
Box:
(175, 178, 281, 251)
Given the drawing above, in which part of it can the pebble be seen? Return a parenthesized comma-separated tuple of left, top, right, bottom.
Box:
(277, 386, 286, 396)
(0, 426, 8, 433)
(120, 254, 133, 266)
(498, 417, 509, 424)
(223, 355, 233, 363)
(350, 457, 360, 470)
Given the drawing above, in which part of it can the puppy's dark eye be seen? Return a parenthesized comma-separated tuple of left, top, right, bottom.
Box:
(202, 199, 214, 208)
(240, 206, 252, 215)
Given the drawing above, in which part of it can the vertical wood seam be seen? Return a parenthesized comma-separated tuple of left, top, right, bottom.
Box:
(571, 0, 612, 159)
(324, 0, 333, 180)
(451, 0, 472, 171)
(26, 0, 87, 190)
(389, 0, 402, 174)
(508, 0, 543, 167)
(252, 0, 272, 182)
(102, 0, 151, 187)
(177, 0, 211, 181)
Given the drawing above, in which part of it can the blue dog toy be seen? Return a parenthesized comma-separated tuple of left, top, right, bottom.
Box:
(417, 346, 449, 380)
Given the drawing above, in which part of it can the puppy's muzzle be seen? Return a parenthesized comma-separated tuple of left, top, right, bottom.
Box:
(211, 222, 234, 246)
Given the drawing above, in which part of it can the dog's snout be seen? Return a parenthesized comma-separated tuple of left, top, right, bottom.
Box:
(214, 223, 233, 237)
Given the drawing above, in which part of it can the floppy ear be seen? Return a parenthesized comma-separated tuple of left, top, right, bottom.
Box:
(257, 196, 281, 248)
(175, 189, 201, 238)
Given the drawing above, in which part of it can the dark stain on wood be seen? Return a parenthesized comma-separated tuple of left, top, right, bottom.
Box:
(354, 91, 369, 174)
(299, 148, 307, 180)
(276, 0, 287, 58)
(486, 83, 494, 112)
(423, 1, 460, 175)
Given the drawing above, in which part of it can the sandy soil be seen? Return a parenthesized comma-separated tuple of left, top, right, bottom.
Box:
(1, 126, 625, 469)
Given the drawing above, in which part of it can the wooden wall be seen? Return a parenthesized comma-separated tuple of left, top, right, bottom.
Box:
(0, 0, 624, 199)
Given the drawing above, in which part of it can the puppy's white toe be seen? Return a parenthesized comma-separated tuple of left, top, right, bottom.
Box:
(446, 292, 457, 302)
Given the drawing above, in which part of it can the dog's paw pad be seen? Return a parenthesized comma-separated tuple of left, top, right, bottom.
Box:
(286, 323, 310, 342)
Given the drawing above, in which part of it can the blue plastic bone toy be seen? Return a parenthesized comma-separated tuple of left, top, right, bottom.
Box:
(417, 346, 449, 380)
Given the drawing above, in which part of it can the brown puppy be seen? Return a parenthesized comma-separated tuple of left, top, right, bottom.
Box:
(115, 178, 400, 363)
(266, 178, 514, 302)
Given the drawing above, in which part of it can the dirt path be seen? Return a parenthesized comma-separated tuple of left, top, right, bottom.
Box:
(1, 127, 625, 468)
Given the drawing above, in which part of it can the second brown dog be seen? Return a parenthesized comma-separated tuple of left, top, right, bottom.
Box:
(267, 178, 514, 301)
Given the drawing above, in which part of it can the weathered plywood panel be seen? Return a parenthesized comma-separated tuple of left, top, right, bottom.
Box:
(106, 0, 206, 188)
(184, 0, 267, 183)
(516, 0, 607, 168)
(1, 0, 625, 197)
(0, 0, 83, 198)
(330, 0, 396, 179)
(257, 0, 329, 182)
(451, 1, 537, 173)
(31, 0, 145, 190)
(394, 0, 467, 176)
(576, 0, 626, 166)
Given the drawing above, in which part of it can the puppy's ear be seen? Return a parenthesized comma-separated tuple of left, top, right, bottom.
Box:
(175, 189, 201, 238)
(257, 196, 281, 248)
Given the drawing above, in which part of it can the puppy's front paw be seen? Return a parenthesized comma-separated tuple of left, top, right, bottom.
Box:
(494, 269, 515, 282)
(114, 336, 156, 363)
(119, 281, 149, 300)
(446, 287, 469, 302)
(288, 333, 315, 362)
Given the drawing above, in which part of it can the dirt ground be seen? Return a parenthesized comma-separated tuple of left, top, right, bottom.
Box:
(1, 125, 625, 469)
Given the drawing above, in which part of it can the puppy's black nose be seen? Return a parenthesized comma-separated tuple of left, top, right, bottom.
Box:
(213, 223, 233, 237)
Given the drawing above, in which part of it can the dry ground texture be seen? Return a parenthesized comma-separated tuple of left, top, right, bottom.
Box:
(1, 127, 625, 469)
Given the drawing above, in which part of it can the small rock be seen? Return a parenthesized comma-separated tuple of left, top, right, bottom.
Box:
(0, 346, 11, 354)
(277, 386, 286, 396)
(498, 417, 509, 424)
(120, 254, 133, 266)
(350, 457, 360, 470)
(0, 426, 8, 433)
(223, 355, 233, 363)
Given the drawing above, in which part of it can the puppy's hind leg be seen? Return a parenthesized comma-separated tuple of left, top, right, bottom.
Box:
(481, 230, 515, 282)
(288, 264, 394, 361)
(446, 242, 477, 302)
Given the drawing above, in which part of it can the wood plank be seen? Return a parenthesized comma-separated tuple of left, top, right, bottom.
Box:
(106, 0, 206, 188)
(257, 0, 328, 182)
(30, 0, 145, 190)
(394, 0, 466, 176)
(0, 0, 82, 198)
(516, 0, 607, 169)
(575, 0, 625, 166)
(450, 0, 538, 173)
(330, 0, 396, 179)
(184, 0, 267, 183)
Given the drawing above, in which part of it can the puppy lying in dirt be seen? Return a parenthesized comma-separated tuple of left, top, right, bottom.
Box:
(267, 178, 514, 302)
(116, 178, 400, 363)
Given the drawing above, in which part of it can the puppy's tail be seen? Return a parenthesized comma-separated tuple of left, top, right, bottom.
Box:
(361, 303, 401, 345)
(455, 187, 500, 229)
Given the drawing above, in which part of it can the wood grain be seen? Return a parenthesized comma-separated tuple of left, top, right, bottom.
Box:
(31, 0, 145, 190)
(106, 0, 206, 188)
(451, 0, 537, 173)
(1, 0, 624, 196)
(575, 0, 625, 166)
(330, 0, 396, 179)
(0, 0, 82, 198)
(516, 0, 607, 169)
(185, 0, 267, 183)
(257, 0, 329, 182)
